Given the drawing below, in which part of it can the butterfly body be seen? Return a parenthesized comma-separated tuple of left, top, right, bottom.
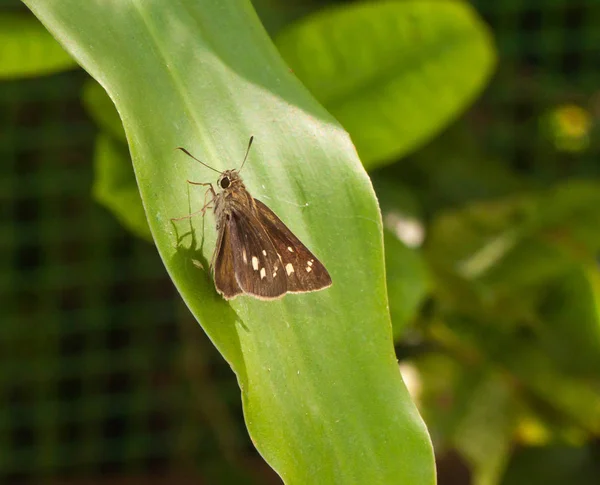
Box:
(176, 139, 332, 301)
(212, 169, 253, 232)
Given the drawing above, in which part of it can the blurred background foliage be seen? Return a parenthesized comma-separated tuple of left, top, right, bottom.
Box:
(1, 0, 599, 484)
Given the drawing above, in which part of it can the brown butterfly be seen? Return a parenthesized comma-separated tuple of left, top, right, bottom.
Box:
(172, 137, 332, 300)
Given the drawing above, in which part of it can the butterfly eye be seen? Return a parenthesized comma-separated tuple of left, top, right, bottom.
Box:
(220, 177, 230, 189)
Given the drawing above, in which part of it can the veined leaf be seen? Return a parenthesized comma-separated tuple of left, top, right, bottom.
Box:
(23, 1, 436, 483)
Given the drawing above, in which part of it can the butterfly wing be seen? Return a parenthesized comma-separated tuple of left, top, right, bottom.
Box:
(228, 208, 288, 300)
(253, 199, 332, 293)
(212, 222, 243, 300)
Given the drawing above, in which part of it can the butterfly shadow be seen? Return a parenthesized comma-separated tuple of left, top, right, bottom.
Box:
(166, 186, 248, 331)
(169, 218, 251, 384)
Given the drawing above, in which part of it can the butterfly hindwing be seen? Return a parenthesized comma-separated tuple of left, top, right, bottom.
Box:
(253, 199, 332, 293)
(228, 208, 288, 300)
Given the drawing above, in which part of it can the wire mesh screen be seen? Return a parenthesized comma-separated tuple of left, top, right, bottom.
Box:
(0, 56, 258, 485)
(1, 0, 598, 484)
(0, 50, 251, 485)
(473, 0, 600, 178)
(2, 69, 189, 479)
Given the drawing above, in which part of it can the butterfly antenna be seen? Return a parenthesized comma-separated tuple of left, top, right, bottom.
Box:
(238, 136, 254, 172)
(176, 147, 222, 174)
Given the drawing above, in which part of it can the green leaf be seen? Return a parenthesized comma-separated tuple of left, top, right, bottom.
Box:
(535, 181, 600, 253)
(275, 0, 496, 168)
(425, 181, 600, 319)
(451, 373, 515, 485)
(437, 313, 600, 434)
(538, 263, 600, 375)
(83, 79, 127, 142)
(23, 1, 435, 483)
(0, 12, 77, 79)
(509, 346, 600, 433)
(251, 0, 319, 35)
(92, 133, 152, 242)
(82, 79, 149, 241)
(373, 175, 431, 338)
(385, 230, 430, 339)
(417, 357, 515, 485)
(86, 77, 435, 340)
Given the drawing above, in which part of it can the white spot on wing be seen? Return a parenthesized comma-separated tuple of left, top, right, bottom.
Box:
(307, 260, 313, 266)
(262, 250, 267, 256)
(306, 267, 312, 272)
(252, 256, 259, 271)
(285, 263, 294, 275)
(243, 250, 247, 263)
(287, 246, 294, 253)
(260, 268, 266, 279)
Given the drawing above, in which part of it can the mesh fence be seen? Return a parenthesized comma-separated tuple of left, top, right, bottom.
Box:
(473, 0, 600, 179)
(2, 70, 189, 479)
(1, 0, 598, 484)
(0, 26, 248, 485)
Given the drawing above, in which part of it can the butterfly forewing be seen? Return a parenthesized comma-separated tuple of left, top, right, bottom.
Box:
(228, 208, 288, 299)
(253, 199, 332, 293)
(213, 223, 243, 299)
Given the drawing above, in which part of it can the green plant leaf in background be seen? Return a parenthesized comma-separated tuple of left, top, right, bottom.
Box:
(275, 0, 497, 169)
(83, 79, 127, 142)
(92, 133, 152, 242)
(250, 0, 320, 36)
(416, 172, 600, 477)
(450, 371, 516, 485)
(23, 0, 435, 483)
(0, 12, 76, 79)
(538, 262, 600, 375)
(419, 357, 516, 485)
(426, 181, 600, 316)
(385, 229, 430, 339)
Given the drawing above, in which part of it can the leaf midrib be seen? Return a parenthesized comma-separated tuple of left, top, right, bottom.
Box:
(130, 0, 217, 162)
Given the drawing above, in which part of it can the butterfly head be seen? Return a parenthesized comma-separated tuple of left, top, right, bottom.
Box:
(217, 169, 243, 191)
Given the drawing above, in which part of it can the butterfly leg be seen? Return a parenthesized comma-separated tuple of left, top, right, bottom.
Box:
(187, 181, 216, 212)
(187, 180, 215, 193)
(170, 207, 209, 222)
(170, 182, 215, 222)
